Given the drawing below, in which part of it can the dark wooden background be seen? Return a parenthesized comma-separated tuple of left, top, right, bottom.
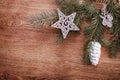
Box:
(0, 0, 120, 80)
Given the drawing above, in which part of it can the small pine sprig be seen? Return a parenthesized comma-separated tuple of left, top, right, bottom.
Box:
(109, 26, 120, 57)
(86, 0, 119, 4)
(109, 35, 120, 58)
(29, 10, 58, 28)
(29, 0, 98, 29)
(56, 0, 81, 9)
(107, 4, 120, 57)
(84, 14, 105, 42)
(83, 41, 91, 64)
(84, 11, 106, 64)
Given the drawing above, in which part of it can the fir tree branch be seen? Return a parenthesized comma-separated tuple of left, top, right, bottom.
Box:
(84, 14, 105, 42)
(84, 11, 106, 64)
(90, 18, 99, 41)
(86, 0, 119, 4)
(29, 0, 120, 63)
(107, 4, 120, 57)
(29, 10, 58, 27)
(109, 35, 120, 58)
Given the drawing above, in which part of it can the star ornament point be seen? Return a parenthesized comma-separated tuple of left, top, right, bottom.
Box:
(52, 9, 80, 39)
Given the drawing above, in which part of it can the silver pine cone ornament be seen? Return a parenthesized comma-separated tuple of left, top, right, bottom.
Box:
(89, 41, 101, 66)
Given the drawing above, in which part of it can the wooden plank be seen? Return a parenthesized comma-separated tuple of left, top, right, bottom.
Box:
(0, 0, 120, 80)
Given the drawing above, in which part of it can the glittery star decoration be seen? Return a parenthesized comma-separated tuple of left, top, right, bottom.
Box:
(51, 9, 80, 39)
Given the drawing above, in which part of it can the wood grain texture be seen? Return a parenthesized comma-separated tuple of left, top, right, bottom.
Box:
(0, 0, 120, 80)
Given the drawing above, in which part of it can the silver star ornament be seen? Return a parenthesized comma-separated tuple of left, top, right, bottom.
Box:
(51, 9, 80, 39)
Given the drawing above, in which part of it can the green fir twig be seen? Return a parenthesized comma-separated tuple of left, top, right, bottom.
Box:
(84, 12, 106, 64)
(29, 10, 58, 28)
(107, 4, 120, 57)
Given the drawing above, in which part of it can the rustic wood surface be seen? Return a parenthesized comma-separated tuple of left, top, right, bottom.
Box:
(0, 0, 120, 80)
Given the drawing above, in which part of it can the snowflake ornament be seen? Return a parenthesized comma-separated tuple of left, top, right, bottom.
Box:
(51, 9, 80, 39)
(100, 3, 113, 28)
